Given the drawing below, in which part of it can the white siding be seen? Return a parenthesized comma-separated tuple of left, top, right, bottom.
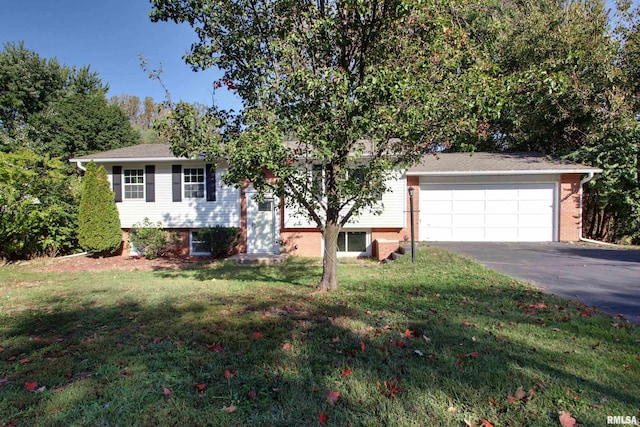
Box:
(283, 170, 406, 229)
(104, 162, 241, 229)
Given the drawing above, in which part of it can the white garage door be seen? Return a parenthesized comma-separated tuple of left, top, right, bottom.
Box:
(419, 182, 555, 242)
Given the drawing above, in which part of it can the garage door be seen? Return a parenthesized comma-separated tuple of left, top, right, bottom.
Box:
(419, 183, 555, 242)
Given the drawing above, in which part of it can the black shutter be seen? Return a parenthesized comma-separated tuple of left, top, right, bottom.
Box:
(112, 166, 122, 203)
(145, 165, 155, 202)
(206, 164, 216, 202)
(172, 165, 182, 202)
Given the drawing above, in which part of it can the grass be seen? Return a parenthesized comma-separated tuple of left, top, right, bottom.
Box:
(0, 247, 638, 426)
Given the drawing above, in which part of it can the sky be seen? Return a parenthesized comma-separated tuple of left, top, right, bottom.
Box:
(0, 0, 634, 113)
(0, 0, 243, 111)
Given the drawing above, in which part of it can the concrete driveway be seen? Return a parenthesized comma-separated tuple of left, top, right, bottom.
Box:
(427, 242, 640, 324)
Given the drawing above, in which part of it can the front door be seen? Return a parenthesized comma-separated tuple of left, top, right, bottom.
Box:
(247, 195, 276, 254)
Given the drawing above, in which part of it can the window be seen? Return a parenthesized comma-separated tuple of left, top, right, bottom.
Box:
(124, 169, 144, 199)
(184, 168, 205, 198)
(337, 231, 367, 253)
(258, 201, 273, 212)
(190, 231, 209, 255)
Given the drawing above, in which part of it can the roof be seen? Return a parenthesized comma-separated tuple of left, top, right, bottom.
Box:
(70, 144, 602, 175)
(69, 144, 191, 162)
(407, 152, 602, 176)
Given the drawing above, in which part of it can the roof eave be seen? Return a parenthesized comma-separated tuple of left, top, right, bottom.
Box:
(406, 168, 603, 176)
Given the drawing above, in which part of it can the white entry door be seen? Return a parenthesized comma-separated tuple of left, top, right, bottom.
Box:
(247, 195, 276, 254)
(419, 182, 556, 242)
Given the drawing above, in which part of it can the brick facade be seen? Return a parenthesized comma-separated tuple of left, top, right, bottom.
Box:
(559, 174, 583, 241)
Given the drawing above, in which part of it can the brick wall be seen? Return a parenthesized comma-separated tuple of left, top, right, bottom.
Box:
(559, 174, 582, 241)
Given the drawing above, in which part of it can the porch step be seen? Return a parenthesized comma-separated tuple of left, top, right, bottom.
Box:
(228, 253, 290, 265)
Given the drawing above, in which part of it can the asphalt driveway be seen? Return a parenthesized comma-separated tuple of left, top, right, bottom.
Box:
(427, 242, 640, 324)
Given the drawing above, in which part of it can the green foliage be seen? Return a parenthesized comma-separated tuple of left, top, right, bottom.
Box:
(78, 161, 122, 255)
(569, 126, 640, 243)
(196, 226, 240, 258)
(129, 218, 172, 259)
(0, 148, 78, 259)
(0, 42, 139, 158)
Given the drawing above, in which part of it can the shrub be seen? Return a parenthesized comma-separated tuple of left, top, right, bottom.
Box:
(0, 149, 79, 260)
(78, 161, 122, 256)
(129, 218, 169, 259)
(196, 226, 240, 258)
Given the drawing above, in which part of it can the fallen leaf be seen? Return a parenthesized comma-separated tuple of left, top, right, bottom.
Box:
(0, 377, 8, 386)
(341, 367, 352, 377)
(461, 320, 473, 327)
(579, 309, 591, 317)
(391, 340, 405, 348)
(481, 420, 494, 427)
(153, 337, 163, 343)
(404, 329, 414, 338)
(414, 349, 424, 357)
(559, 411, 577, 427)
(360, 340, 366, 352)
(224, 369, 234, 380)
(319, 411, 329, 425)
(514, 386, 527, 401)
(19, 358, 31, 364)
(382, 380, 404, 400)
(325, 389, 340, 407)
(489, 397, 497, 407)
(222, 404, 237, 413)
(192, 383, 207, 392)
(25, 382, 38, 392)
(253, 332, 263, 339)
(163, 387, 172, 396)
(282, 342, 292, 351)
(447, 406, 457, 413)
(207, 343, 223, 352)
(0, 347, 4, 352)
(423, 335, 432, 344)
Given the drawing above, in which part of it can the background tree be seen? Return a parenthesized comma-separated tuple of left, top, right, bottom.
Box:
(0, 148, 78, 260)
(78, 161, 123, 256)
(0, 42, 139, 158)
(109, 94, 169, 144)
(151, 0, 503, 291)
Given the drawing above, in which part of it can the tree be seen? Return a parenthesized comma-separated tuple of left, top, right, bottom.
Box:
(0, 148, 78, 259)
(0, 41, 68, 136)
(151, 0, 502, 290)
(0, 42, 139, 159)
(78, 161, 122, 255)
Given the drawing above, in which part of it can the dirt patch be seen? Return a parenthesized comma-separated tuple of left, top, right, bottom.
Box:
(18, 254, 216, 273)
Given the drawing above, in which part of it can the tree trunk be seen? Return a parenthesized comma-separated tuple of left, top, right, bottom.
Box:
(318, 220, 339, 292)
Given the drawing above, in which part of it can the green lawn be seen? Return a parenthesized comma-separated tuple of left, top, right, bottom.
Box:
(1, 248, 638, 426)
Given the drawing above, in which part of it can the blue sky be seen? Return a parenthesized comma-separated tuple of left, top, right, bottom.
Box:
(0, 0, 633, 113)
(0, 0, 243, 111)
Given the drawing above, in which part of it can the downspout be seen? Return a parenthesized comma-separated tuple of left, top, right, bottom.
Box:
(578, 172, 615, 246)
(75, 160, 87, 172)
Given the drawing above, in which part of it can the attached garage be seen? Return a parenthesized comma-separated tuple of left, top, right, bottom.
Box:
(407, 153, 603, 243)
(419, 180, 556, 242)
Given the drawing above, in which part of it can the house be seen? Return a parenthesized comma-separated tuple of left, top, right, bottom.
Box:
(70, 145, 602, 259)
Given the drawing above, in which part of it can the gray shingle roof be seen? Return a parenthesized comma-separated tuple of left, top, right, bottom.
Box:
(70, 144, 180, 161)
(70, 144, 601, 175)
(407, 152, 601, 175)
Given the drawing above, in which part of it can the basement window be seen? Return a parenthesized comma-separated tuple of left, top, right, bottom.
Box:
(337, 231, 367, 253)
